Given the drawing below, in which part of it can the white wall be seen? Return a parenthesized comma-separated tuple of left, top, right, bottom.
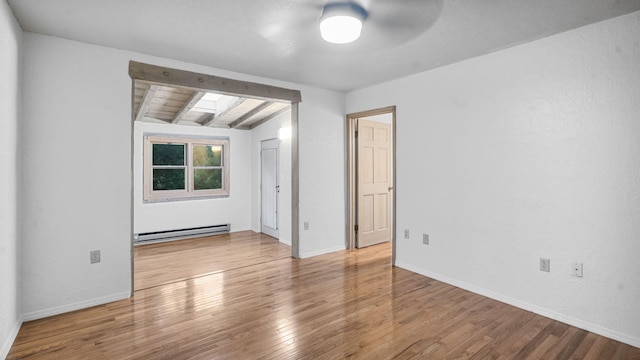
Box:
(0, 1, 23, 357)
(298, 90, 347, 257)
(250, 111, 293, 245)
(346, 11, 640, 347)
(20, 34, 133, 319)
(20, 32, 346, 319)
(134, 122, 253, 234)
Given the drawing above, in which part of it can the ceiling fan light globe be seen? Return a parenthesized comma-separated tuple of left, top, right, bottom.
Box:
(320, 15, 363, 44)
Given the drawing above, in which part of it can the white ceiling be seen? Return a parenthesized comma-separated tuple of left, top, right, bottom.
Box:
(8, 0, 640, 92)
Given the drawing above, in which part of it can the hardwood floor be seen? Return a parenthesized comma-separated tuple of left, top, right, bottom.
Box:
(134, 231, 291, 290)
(8, 232, 640, 359)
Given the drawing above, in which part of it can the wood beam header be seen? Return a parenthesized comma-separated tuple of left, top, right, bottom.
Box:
(129, 61, 302, 103)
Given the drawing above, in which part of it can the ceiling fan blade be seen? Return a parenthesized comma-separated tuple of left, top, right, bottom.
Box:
(245, 1, 324, 43)
(363, 0, 444, 44)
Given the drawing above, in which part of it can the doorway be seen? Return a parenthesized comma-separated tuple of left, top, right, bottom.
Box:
(129, 61, 302, 293)
(346, 106, 396, 264)
(261, 138, 279, 238)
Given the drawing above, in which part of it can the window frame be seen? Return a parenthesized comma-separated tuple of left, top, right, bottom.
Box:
(143, 134, 230, 202)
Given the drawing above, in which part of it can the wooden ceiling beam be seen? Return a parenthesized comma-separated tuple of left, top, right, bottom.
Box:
(249, 106, 290, 129)
(204, 98, 246, 127)
(172, 91, 206, 124)
(129, 61, 302, 103)
(229, 102, 273, 129)
(135, 85, 158, 122)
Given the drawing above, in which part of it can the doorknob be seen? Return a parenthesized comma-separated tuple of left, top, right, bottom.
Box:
(388, 187, 394, 191)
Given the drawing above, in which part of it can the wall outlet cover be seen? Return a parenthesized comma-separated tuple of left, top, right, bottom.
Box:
(404, 229, 410, 239)
(572, 262, 583, 277)
(422, 234, 429, 245)
(540, 258, 550, 272)
(90, 250, 101, 264)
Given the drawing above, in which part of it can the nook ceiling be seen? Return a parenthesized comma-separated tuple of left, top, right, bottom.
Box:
(133, 82, 290, 129)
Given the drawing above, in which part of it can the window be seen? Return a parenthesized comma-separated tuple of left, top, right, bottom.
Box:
(143, 134, 229, 201)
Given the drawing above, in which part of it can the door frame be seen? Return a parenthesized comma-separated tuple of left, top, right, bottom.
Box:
(260, 138, 280, 238)
(346, 105, 396, 265)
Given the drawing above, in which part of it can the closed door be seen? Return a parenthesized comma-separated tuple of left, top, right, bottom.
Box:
(357, 119, 392, 248)
(261, 139, 279, 238)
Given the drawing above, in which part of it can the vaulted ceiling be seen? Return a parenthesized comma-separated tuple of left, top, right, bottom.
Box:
(8, 0, 640, 92)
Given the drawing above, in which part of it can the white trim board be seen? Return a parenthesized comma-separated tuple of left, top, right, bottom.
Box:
(396, 262, 640, 348)
(0, 318, 22, 360)
(299, 245, 346, 259)
(21, 292, 131, 322)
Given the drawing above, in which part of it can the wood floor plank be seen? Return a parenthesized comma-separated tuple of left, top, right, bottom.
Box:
(7, 231, 640, 359)
(134, 231, 291, 290)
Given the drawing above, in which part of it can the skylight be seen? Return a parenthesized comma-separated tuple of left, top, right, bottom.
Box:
(192, 92, 224, 113)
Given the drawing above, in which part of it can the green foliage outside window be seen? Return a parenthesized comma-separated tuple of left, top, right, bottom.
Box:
(152, 144, 186, 191)
(153, 144, 185, 165)
(153, 169, 185, 190)
(193, 145, 221, 166)
(193, 145, 222, 190)
(194, 169, 222, 190)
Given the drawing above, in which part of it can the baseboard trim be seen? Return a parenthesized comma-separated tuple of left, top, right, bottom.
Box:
(279, 237, 292, 246)
(1, 317, 22, 359)
(300, 245, 345, 259)
(21, 291, 131, 322)
(396, 262, 640, 348)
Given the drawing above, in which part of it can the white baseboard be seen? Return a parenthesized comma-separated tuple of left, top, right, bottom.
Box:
(21, 291, 130, 322)
(300, 245, 345, 259)
(396, 262, 640, 348)
(279, 237, 291, 246)
(1, 317, 22, 360)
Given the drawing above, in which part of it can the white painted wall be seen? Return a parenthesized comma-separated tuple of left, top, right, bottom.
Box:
(251, 111, 293, 245)
(298, 90, 347, 257)
(346, 11, 640, 347)
(133, 122, 253, 234)
(20, 34, 133, 319)
(20, 32, 346, 319)
(0, 2, 23, 357)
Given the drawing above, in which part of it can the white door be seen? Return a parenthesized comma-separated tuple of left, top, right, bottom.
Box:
(261, 139, 279, 238)
(357, 119, 392, 248)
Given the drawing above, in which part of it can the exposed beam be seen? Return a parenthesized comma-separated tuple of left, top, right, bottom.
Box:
(204, 98, 246, 127)
(172, 91, 205, 124)
(129, 61, 301, 103)
(249, 106, 290, 129)
(199, 113, 216, 126)
(135, 85, 158, 122)
(228, 102, 273, 129)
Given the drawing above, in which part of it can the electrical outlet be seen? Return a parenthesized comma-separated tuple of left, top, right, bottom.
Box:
(571, 263, 583, 277)
(90, 250, 101, 264)
(540, 258, 550, 272)
(304, 222, 309, 230)
(422, 234, 429, 245)
(404, 229, 410, 239)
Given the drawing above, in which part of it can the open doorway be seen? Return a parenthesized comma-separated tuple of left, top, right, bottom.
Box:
(128, 61, 302, 292)
(346, 106, 396, 264)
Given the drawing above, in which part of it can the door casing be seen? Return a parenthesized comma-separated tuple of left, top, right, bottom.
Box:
(346, 106, 396, 265)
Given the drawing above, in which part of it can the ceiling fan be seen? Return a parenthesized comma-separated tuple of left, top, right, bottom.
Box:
(247, 0, 443, 51)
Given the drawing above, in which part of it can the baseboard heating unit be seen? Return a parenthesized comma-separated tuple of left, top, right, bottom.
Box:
(134, 223, 230, 245)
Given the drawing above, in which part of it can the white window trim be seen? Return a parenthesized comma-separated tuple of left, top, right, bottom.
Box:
(143, 134, 230, 202)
